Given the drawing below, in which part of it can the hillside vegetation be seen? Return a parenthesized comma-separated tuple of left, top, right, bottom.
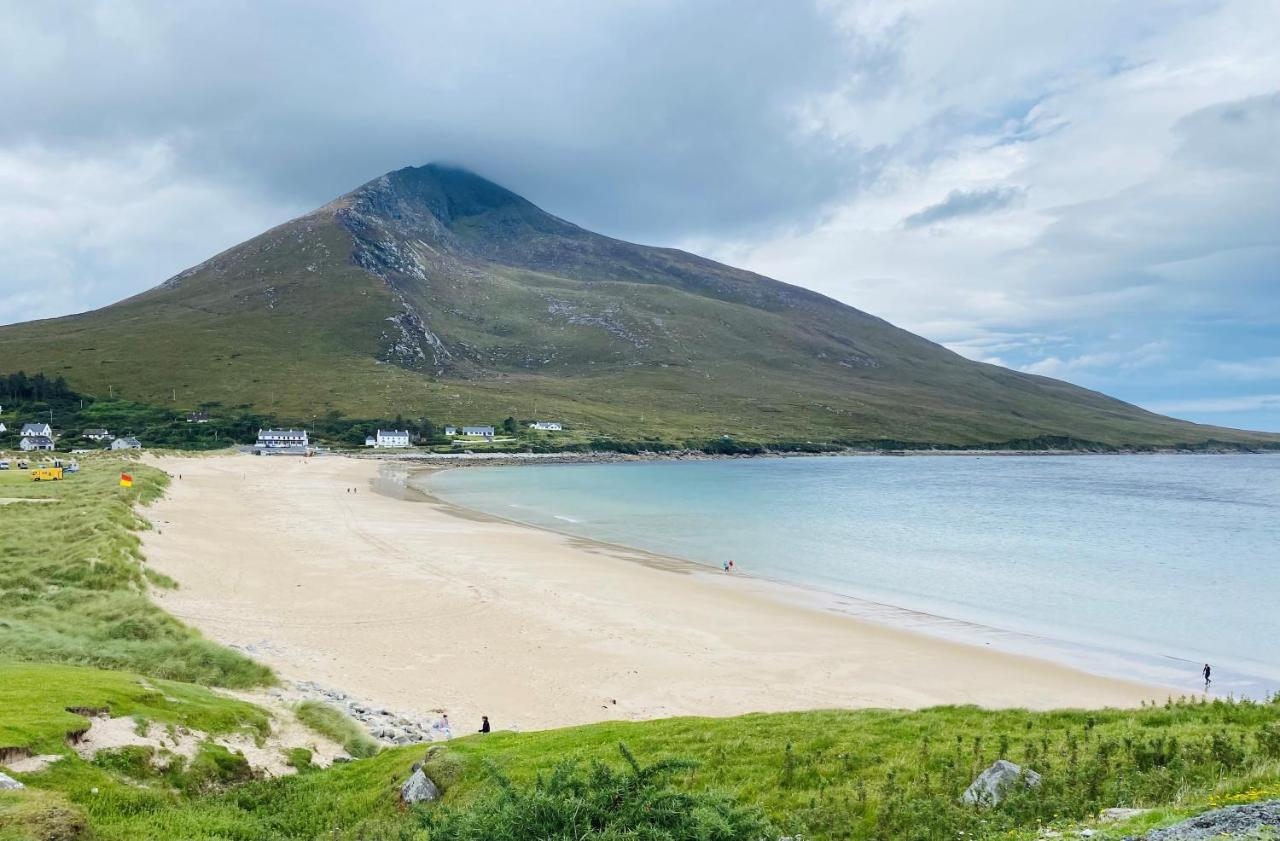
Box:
(1, 164, 1274, 449)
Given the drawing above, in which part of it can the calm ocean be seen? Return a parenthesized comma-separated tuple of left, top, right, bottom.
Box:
(425, 454, 1280, 698)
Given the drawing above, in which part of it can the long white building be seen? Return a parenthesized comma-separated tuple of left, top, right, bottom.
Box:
(255, 428, 309, 449)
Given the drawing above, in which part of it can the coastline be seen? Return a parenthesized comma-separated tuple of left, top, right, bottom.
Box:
(141, 452, 1165, 737)
(417, 462, 1250, 699)
(348, 445, 1280, 469)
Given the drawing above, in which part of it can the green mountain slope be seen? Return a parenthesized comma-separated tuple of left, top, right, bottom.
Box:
(0, 164, 1272, 447)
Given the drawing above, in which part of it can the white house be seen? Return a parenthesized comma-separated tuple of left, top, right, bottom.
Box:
(0, 421, 6, 433)
(111, 437, 142, 450)
(186, 411, 211, 423)
(462, 425, 495, 437)
(82, 428, 114, 442)
(374, 429, 411, 448)
(255, 428, 309, 449)
(443, 426, 457, 436)
(21, 422, 52, 438)
(528, 421, 563, 431)
(364, 435, 377, 447)
(21, 436, 55, 451)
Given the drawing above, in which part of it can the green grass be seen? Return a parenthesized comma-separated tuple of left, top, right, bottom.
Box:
(0, 455, 271, 687)
(294, 701, 379, 759)
(0, 663, 270, 756)
(4, 680, 1278, 840)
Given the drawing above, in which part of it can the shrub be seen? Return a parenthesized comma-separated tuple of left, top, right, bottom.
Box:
(419, 742, 776, 840)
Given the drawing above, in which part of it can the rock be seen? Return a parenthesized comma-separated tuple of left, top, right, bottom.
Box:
(0, 771, 24, 790)
(1124, 800, 1280, 840)
(400, 768, 440, 805)
(961, 759, 1041, 806)
(1101, 808, 1151, 823)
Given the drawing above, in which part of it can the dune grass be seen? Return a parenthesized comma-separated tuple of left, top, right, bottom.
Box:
(0, 662, 270, 756)
(4, 675, 1278, 840)
(294, 702, 380, 760)
(0, 456, 271, 687)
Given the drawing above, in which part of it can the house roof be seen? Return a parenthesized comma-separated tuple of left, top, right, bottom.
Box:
(377, 429, 411, 436)
(116, 437, 141, 446)
(83, 428, 109, 435)
(24, 435, 54, 445)
(21, 423, 51, 435)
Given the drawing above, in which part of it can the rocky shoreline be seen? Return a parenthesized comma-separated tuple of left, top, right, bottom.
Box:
(263, 680, 445, 747)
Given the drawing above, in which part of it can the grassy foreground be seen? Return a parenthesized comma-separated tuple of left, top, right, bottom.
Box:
(3, 658, 1279, 840)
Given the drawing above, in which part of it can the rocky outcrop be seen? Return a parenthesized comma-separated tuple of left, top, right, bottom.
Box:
(400, 766, 441, 805)
(1125, 800, 1280, 840)
(962, 759, 1041, 806)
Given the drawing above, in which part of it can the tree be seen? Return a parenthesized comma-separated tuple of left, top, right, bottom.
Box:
(502, 416, 517, 436)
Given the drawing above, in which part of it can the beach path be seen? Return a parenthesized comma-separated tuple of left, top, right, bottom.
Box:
(142, 454, 1159, 733)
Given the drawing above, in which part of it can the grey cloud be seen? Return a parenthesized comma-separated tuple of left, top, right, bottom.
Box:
(901, 185, 1025, 228)
(0, 1, 893, 243)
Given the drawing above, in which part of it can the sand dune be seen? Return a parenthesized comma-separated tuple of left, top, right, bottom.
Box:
(142, 453, 1159, 734)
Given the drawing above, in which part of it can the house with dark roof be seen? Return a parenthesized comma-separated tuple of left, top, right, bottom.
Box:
(20, 435, 54, 452)
(21, 422, 53, 438)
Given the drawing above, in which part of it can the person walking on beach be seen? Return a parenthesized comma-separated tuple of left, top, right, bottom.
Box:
(478, 715, 490, 733)
(1203, 663, 1212, 688)
(728, 559, 735, 572)
(723, 560, 729, 572)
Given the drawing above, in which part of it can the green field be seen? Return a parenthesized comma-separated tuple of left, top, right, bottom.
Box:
(2, 456, 1279, 840)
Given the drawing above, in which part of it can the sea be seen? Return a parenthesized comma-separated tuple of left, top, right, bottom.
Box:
(425, 454, 1280, 699)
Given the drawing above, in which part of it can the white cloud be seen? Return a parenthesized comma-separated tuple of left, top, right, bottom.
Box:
(1204, 357, 1280, 381)
(1146, 394, 1280, 414)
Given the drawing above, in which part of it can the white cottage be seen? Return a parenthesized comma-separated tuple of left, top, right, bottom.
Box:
(20, 435, 54, 452)
(111, 437, 142, 450)
(443, 426, 457, 437)
(462, 425, 495, 437)
(528, 421, 563, 431)
(21, 422, 53, 439)
(374, 429, 411, 448)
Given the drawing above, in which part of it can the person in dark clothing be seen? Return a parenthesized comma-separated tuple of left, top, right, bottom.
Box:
(1203, 663, 1212, 687)
(479, 715, 490, 733)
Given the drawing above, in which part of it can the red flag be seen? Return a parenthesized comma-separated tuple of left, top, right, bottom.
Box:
(120, 473, 133, 488)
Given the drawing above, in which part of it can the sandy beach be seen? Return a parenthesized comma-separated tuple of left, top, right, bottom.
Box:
(142, 453, 1161, 734)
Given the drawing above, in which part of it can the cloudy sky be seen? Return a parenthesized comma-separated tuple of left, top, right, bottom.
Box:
(3, 1, 1278, 431)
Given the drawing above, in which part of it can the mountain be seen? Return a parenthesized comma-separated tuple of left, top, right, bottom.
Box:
(0, 163, 1273, 448)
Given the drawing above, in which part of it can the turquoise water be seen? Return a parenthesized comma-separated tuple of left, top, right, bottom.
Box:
(426, 455, 1280, 697)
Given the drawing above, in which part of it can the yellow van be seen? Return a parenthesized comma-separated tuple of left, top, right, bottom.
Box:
(31, 467, 63, 481)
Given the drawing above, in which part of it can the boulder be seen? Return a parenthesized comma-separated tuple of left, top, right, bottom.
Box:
(0, 771, 23, 790)
(1100, 808, 1151, 823)
(399, 768, 440, 805)
(962, 759, 1041, 806)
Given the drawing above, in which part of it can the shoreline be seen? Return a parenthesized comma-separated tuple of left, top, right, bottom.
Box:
(413, 463, 1241, 700)
(141, 453, 1167, 737)
(348, 446, 1280, 469)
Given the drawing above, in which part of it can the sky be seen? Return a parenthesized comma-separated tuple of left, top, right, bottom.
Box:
(2, 1, 1278, 431)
